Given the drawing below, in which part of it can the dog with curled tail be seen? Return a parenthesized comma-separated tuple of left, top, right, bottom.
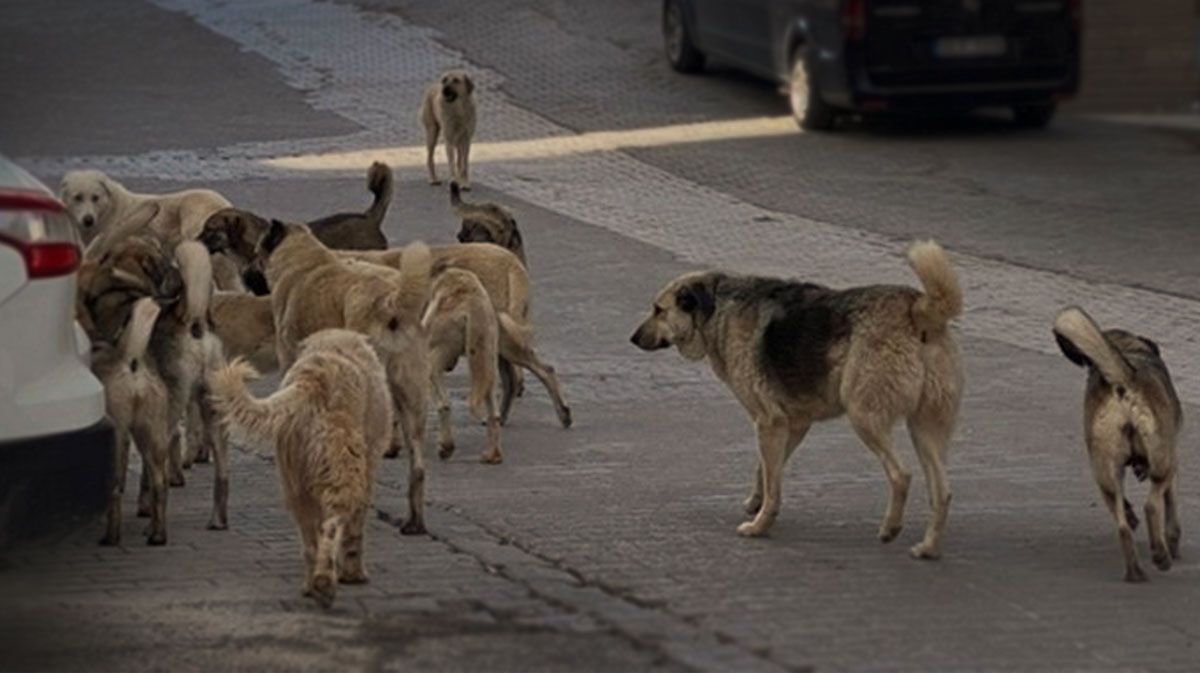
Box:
(209, 329, 392, 608)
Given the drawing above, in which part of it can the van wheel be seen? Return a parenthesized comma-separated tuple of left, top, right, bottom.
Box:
(663, 0, 705, 73)
(789, 48, 836, 131)
(1012, 103, 1056, 129)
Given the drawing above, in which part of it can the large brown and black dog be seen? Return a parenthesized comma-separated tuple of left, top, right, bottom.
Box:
(631, 241, 963, 559)
(1053, 307, 1183, 582)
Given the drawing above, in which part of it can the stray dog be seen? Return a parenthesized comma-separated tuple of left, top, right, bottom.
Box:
(88, 297, 171, 546)
(347, 244, 571, 429)
(421, 70, 476, 189)
(250, 219, 432, 534)
(210, 329, 392, 608)
(423, 268, 503, 463)
(305, 162, 393, 251)
(1053, 307, 1183, 582)
(631, 241, 963, 559)
(211, 291, 278, 373)
(451, 181, 525, 266)
(77, 237, 230, 531)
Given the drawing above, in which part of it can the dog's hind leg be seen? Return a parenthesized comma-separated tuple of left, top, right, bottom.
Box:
(339, 504, 369, 585)
(137, 464, 152, 517)
(101, 427, 132, 546)
(906, 415, 952, 560)
(167, 426, 186, 487)
(132, 419, 170, 546)
(310, 511, 346, 608)
(431, 370, 456, 460)
(737, 417, 802, 537)
(498, 359, 520, 425)
(849, 410, 911, 544)
(1094, 458, 1146, 582)
(481, 392, 502, 465)
(500, 340, 572, 429)
(1165, 477, 1182, 559)
(203, 393, 229, 531)
(185, 397, 209, 466)
(1145, 475, 1174, 571)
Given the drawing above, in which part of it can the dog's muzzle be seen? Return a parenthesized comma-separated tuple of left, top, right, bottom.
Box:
(199, 230, 226, 253)
(82, 215, 95, 228)
(442, 87, 457, 102)
(630, 326, 669, 351)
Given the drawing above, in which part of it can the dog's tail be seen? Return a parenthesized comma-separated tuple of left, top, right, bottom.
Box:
(175, 240, 214, 338)
(208, 358, 306, 449)
(449, 181, 465, 210)
(1053, 307, 1133, 387)
(496, 311, 534, 356)
(396, 242, 433, 322)
(365, 162, 394, 227)
(121, 297, 162, 363)
(908, 240, 963, 334)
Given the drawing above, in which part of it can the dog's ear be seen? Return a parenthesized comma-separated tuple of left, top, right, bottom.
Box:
(97, 174, 114, 200)
(464, 73, 475, 95)
(675, 277, 716, 321)
(1053, 331, 1091, 369)
(507, 224, 523, 253)
(1140, 337, 1162, 358)
(260, 219, 288, 255)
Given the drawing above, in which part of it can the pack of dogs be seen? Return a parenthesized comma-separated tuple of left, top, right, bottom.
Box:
(63, 71, 1183, 607)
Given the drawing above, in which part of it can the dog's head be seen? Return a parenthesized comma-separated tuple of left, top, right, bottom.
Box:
(199, 208, 269, 266)
(60, 170, 118, 242)
(456, 215, 521, 253)
(630, 272, 719, 361)
(440, 70, 474, 103)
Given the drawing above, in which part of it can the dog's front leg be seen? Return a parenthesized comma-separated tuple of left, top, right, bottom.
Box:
(444, 142, 458, 186)
(737, 418, 790, 537)
(1164, 478, 1182, 559)
(457, 141, 471, 190)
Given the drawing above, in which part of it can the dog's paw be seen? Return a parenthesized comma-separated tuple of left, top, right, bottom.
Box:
(736, 521, 769, 538)
(338, 569, 369, 585)
(384, 446, 402, 459)
(99, 533, 120, 546)
(169, 474, 186, 488)
(878, 524, 903, 544)
(558, 407, 573, 429)
(438, 442, 456, 460)
(1153, 550, 1172, 571)
(193, 453, 211, 465)
(136, 506, 151, 519)
(399, 519, 427, 536)
(1124, 564, 1148, 583)
(909, 541, 941, 560)
(428, 178, 443, 186)
(206, 518, 228, 531)
(480, 450, 503, 465)
(309, 575, 336, 608)
(145, 530, 167, 546)
(743, 494, 763, 516)
(1168, 536, 1181, 560)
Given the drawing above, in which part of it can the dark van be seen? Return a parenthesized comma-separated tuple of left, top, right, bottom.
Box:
(663, 0, 1081, 130)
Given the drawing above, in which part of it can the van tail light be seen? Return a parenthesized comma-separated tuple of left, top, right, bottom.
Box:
(0, 189, 80, 279)
(0, 234, 81, 279)
(842, 0, 867, 41)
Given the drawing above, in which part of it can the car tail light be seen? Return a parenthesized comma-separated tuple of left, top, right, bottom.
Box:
(0, 189, 81, 279)
(842, 0, 867, 41)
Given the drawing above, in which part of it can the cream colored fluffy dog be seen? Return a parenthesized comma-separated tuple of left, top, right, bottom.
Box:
(421, 70, 477, 189)
(255, 219, 433, 535)
(423, 268, 503, 464)
(210, 329, 392, 608)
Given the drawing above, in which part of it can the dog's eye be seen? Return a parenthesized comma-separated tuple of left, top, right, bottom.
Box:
(91, 195, 99, 203)
(388, 317, 399, 332)
(74, 194, 83, 203)
(653, 306, 664, 316)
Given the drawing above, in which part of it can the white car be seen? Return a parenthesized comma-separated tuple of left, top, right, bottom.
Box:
(0, 155, 112, 547)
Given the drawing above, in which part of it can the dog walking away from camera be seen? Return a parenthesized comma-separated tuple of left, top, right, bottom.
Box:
(209, 329, 393, 609)
(1053, 306, 1183, 582)
(631, 240, 963, 559)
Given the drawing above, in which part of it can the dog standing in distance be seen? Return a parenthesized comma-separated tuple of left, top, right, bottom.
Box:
(422, 70, 476, 189)
(451, 182, 525, 267)
(1053, 307, 1183, 582)
(423, 268, 503, 463)
(631, 241, 963, 559)
(210, 329, 392, 608)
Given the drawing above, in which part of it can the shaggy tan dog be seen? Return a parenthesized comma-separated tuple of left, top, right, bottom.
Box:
(631, 241, 963, 559)
(210, 329, 392, 608)
(421, 70, 477, 189)
(211, 291, 278, 373)
(254, 219, 432, 534)
(1054, 307, 1183, 582)
(88, 297, 171, 546)
(423, 268, 503, 463)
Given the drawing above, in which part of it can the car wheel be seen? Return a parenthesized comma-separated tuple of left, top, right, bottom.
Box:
(789, 48, 836, 131)
(1012, 103, 1056, 129)
(663, 0, 705, 74)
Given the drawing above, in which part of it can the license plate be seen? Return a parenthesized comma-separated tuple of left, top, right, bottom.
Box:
(934, 36, 1007, 58)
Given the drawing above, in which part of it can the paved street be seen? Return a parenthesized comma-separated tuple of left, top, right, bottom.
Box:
(2, 1, 1200, 671)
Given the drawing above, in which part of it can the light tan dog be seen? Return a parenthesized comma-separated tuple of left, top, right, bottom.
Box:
(1054, 307, 1183, 582)
(211, 291, 278, 373)
(450, 182, 525, 267)
(631, 241, 963, 559)
(210, 329, 392, 608)
(88, 297, 171, 546)
(77, 237, 229, 531)
(423, 268, 502, 464)
(421, 70, 477, 189)
(348, 244, 571, 429)
(254, 219, 432, 535)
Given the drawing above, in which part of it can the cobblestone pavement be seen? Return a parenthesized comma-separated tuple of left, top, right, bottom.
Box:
(2, 1, 1200, 671)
